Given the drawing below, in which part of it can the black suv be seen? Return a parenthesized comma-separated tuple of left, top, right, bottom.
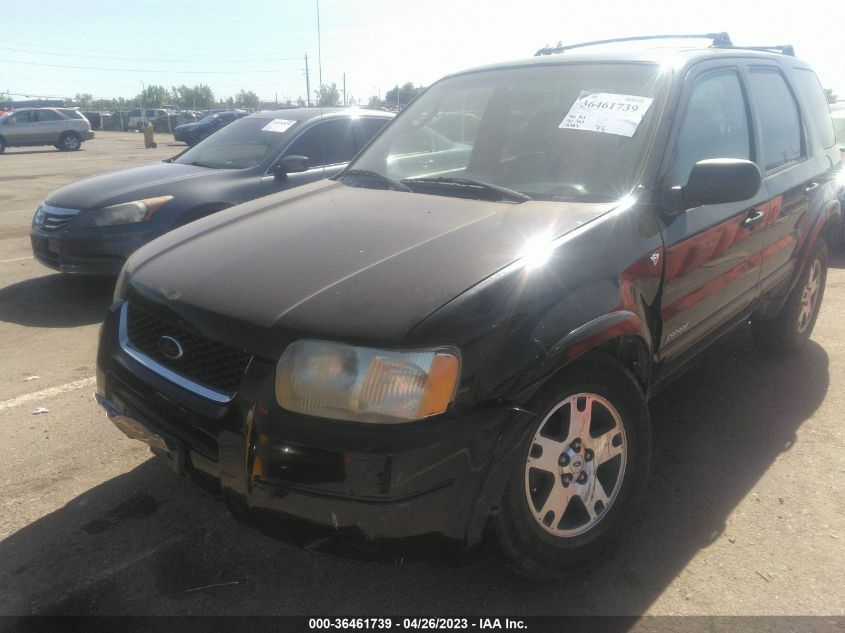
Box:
(96, 34, 841, 577)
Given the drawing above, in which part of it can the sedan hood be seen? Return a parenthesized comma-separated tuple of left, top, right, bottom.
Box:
(174, 123, 199, 133)
(124, 181, 616, 345)
(46, 162, 221, 209)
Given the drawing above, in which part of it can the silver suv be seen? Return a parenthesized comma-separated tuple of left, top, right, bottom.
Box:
(0, 108, 94, 153)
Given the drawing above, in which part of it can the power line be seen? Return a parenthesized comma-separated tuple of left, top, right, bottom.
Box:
(0, 58, 304, 74)
(0, 45, 304, 64)
(0, 38, 310, 59)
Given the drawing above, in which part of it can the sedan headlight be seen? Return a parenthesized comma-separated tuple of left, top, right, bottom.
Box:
(275, 340, 460, 423)
(84, 195, 173, 227)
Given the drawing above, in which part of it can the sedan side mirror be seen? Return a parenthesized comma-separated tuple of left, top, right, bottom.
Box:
(669, 159, 762, 213)
(273, 155, 309, 177)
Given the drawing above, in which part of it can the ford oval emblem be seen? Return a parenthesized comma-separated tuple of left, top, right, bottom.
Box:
(158, 335, 184, 360)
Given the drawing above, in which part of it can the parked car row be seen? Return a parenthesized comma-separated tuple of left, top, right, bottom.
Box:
(23, 35, 845, 578)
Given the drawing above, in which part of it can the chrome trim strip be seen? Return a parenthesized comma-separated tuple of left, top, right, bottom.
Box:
(117, 303, 234, 404)
(40, 203, 81, 216)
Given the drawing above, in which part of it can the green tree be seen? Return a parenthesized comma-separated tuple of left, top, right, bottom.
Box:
(137, 84, 170, 107)
(824, 88, 838, 104)
(234, 89, 259, 109)
(384, 82, 424, 107)
(74, 93, 94, 109)
(171, 84, 216, 109)
(368, 95, 381, 107)
(315, 83, 340, 107)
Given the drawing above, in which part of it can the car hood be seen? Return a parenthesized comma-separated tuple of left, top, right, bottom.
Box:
(123, 180, 617, 347)
(174, 123, 199, 132)
(45, 162, 223, 209)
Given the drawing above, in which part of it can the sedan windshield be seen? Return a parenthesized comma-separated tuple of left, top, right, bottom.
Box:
(174, 117, 300, 169)
(345, 62, 667, 202)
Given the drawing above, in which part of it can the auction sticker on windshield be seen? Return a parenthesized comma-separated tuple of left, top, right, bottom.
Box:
(262, 119, 298, 134)
(560, 91, 654, 137)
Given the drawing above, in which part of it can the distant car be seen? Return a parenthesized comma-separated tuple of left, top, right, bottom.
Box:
(127, 108, 176, 131)
(0, 107, 94, 153)
(173, 110, 249, 145)
(30, 108, 393, 274)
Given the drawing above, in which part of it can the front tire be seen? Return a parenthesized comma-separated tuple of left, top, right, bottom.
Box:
(58, 132, 81, 151)
(496, 357, 651, 578)
(752, 238, 828, 355)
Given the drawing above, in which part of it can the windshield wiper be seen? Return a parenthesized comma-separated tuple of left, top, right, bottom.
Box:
(400, 177, 532, 203)
(189, 160, 220, 169)
(337, 169, 411, 192)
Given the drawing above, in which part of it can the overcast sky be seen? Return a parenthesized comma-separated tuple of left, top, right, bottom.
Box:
(3, 0, 843, 104)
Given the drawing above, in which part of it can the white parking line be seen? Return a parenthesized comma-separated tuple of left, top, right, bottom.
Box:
(0, 377, 96, 411)
(0, 256, 32, 264)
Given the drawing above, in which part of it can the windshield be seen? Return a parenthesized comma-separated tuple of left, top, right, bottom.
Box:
(173, 116, 300, 169)
(345, 63, 667, 202)
(197, 114, 218, 124)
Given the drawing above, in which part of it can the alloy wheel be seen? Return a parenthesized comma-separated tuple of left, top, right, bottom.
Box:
(524, 393, 627, 537)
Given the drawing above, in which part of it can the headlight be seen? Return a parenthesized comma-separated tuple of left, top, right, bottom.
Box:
(275, 340, 460, 423)
(84, 195, 173, 227)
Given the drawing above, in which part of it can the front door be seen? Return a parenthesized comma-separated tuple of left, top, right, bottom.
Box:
(656, 64, 768, 366)
(258, 118, 359, 196)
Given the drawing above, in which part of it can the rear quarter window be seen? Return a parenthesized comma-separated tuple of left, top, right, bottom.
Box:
(791, 68, 837, 150)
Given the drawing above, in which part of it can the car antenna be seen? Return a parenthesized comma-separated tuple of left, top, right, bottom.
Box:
(317, 0, 325, 178)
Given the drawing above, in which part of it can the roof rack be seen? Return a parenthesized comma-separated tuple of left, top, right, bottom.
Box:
(738, 45, 795, 56)
(535, 32, 733, 56)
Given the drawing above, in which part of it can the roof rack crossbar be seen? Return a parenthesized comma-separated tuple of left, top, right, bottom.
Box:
(738, 45, 796, 56)
(535, 32, 733, 56)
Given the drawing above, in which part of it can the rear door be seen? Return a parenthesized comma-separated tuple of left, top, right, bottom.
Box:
(748, 65, 836, 294)
(33, 109, 63, 143)
(656, 63, 769, 365)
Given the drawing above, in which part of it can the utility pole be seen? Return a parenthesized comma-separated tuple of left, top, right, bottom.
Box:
(343, 73, 347, 106)
(304, 54, 311, 107)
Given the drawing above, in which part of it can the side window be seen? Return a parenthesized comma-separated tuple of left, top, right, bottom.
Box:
(672, 70, 751, 185)
(11, 110, 33, 123)
(145, 109, 156, 118)
(36, 110, 61, 122)
(748, 68, 804, 170)
(358, 117, 390, 146)
(284, 119, 357, 167)
(791, 68, 836, 150)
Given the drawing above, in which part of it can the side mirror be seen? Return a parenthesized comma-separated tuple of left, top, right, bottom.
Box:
(273, 155, 309, 177)
(669, 159, 762, 213)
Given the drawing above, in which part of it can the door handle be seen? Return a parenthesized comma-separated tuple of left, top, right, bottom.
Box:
(805, 182, 819, 194)
(741, 209, 766, 229)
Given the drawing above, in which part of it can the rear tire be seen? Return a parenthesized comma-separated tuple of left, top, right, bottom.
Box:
(58, 132, 81, 151)
(752, 238, 828, 355)
(495, 357, 651, 579)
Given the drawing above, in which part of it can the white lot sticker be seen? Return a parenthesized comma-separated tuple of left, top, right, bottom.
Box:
(261, 119, 298, 134)
(559, 91, 654, 137)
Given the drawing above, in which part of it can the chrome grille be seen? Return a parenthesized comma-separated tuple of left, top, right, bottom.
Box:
(36, 204, 80, 231)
